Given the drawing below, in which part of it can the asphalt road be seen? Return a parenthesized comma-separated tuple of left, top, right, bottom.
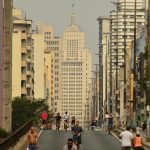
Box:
(38, 130, 121, 150)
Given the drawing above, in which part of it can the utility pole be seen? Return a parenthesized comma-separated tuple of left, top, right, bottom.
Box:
(94, 64, 99, 117)
(133, 0, 137, 117)
(97, 17, 104, 127)
(124, 0, 127, 110)
(90, 77, 96, 120)
(111, 1, 120, 115)
(103, 33, 110, 113)
(110, 19, 113, 113)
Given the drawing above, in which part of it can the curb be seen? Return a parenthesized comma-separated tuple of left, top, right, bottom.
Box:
(38, 130, 43, 138)
(111, 131, 121, 142)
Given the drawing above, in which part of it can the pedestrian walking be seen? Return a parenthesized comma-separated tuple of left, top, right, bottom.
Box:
(72, 120, 83, 150)
(27, 126, 38, 150)
(104, 112, 109, 131)
(133, 131, 144, 150)
(63, 138, 77, 150)
(55, 112, 62, 130)
(108, 114, 113, 134)
(71, 116, 76, 131)
(119, 126, 133, 150)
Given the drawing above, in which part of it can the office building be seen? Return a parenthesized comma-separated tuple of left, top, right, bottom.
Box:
(61, 14, 92, 127)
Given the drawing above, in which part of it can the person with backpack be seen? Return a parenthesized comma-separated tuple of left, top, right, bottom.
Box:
(133, 131, 144, 150)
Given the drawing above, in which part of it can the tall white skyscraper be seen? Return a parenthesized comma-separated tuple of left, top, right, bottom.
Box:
(61, 14, 92, 127)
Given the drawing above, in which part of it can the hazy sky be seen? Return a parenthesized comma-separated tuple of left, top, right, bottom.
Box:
(13, 0, 115, 65)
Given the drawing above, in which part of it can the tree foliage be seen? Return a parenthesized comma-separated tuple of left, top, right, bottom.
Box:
(12, 97, 53, 131)
(0, 128, 10, 141)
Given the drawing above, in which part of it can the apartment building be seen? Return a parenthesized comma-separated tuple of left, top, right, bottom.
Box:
(36, 23, 62, 112)
(12, 8, 34, 99)
(110, 0, 145, 70)
(109, 0, 145, 115)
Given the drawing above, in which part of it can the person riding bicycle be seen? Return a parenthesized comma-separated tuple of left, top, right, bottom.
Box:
(55, 112, 61, 130)
(91, 120, 96, 130)
(72, 120, 83, 150)
(63, 112, 69, 130)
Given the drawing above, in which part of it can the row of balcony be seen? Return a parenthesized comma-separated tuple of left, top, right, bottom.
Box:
(21, 46, 32, 53)
(21, 33, 32, 40)
(21, 60, 32, 67)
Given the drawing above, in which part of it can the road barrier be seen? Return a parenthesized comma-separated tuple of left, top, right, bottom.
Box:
(0, 119, 33, 150)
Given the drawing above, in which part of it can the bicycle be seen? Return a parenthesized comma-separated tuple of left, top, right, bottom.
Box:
(56, 121, 61, 130)
(64, 120, 68, 131)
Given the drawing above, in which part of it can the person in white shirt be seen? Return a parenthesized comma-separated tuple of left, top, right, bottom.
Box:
(64, 112, 69, 121)
(119, 126, 133, 150)
(104, 112, 109, 131)
(63, 112, 69, 131)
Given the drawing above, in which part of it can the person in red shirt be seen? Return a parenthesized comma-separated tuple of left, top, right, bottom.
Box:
(41, 111, 48, 130)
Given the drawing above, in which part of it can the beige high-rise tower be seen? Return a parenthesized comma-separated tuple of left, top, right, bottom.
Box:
(61, 14, 92, 128)
(36, 23, 62, 112)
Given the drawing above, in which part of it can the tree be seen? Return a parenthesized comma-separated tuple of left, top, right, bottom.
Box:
(12, 97, 54, 131)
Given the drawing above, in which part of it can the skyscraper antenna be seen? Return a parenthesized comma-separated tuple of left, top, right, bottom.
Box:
(71, 0, 76, 13)
(25, 12, 27, 20)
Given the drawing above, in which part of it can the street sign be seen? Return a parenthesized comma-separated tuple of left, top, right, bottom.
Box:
(115, 90, 119, 95)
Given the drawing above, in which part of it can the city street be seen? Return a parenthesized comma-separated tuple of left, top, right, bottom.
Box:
(38, 130, 121, 150)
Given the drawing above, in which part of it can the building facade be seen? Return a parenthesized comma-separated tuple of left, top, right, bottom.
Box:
(109, 0, 145, 116)
(32, 33, 45, 99)
(110, 0, 145, 70)
(12, 8, 34, 99)
(61, 14, 92, 127)
(36, 23, 62, 112)
(97, 17, 110, 121)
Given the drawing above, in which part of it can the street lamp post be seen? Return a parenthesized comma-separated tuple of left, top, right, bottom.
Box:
(111, 1, 121, 115)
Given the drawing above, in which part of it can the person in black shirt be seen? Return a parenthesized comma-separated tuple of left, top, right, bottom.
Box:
(108, 114, 113, 134)
(71, 116, 76, 130)
(72, 120, 83, 150)
(55, 112, 61, 130)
